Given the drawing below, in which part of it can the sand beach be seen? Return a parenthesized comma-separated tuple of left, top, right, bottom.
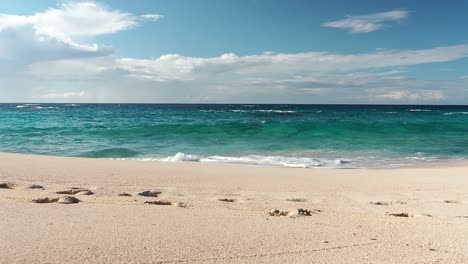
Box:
(1, 153, 468, 263)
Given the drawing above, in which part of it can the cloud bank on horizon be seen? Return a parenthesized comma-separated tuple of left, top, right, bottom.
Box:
(0, 1, 467, 104)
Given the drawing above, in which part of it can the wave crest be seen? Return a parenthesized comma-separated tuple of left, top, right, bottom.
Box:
(444, 112, 468, 115)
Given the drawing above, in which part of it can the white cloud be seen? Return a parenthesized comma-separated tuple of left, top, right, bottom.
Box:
(371, 90, 445, 101)
(0, 2, 161, 63)
(323, 9, 408, 33)
(141, 14, 164, 21)
(0, 2, 467, 104)
(3, 50, 466, 104)
(42, 91, 86, 99)
(0, 25, 112, 63)
(3, 42, 468, 104)
(115, 45, 468, 81)
(0, 2, 137, 38)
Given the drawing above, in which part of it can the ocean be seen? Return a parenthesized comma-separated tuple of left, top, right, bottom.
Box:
(0, 103, 467, 168)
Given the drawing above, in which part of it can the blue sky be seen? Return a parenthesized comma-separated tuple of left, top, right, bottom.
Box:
(0, 0, 467, 103)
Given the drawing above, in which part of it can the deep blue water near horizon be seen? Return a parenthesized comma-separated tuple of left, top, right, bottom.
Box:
(0, 103, 467, 168)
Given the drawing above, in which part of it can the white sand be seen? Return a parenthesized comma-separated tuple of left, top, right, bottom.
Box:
(1, 153, 468, 263)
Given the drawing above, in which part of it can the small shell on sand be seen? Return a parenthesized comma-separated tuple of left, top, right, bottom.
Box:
(57, 196, 80, 204)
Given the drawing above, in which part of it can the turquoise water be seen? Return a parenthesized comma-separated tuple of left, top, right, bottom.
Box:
(0, 103, 467, 168)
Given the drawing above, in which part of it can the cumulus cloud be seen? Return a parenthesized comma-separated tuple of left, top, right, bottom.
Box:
(323, 9, 408, 33)
(0, 2, 160, 63)
(30, 2, 137, 38)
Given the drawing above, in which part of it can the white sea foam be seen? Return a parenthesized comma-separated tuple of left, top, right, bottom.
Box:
(16, 104, 59, 110)
(201, 109, 296, 114)
(409, 109, 431, 112)
(154, 152, 350, 168)
(117, 152, 465, 169)
(230, 109, 296, 113)
(160, 152, 201, 162)
(443, 112, 468, 115)
(200, 110, 223, 113)
(256, 110, 296, 113)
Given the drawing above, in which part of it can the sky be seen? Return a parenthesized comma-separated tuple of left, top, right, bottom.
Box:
(0, 0, 468, 104)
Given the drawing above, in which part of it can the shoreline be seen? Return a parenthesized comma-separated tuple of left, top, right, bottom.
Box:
(1, 152, 468, 263)
(2, 151, 468, 170)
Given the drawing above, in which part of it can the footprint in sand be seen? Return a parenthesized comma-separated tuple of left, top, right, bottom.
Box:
(219, 198, 236, 203)
(56, 188, 94, 195)
(286, 198, 307, 202)
(268, 208, 320, 218)
(144, 200, 186, 208)
(371, 201, 407, 206)
(388, 212, 432, 218)
(0, 182, 14, 189)
(32, 196, 80, 204)
(138, 190, 162, 197)
(27, 184, 44, 190)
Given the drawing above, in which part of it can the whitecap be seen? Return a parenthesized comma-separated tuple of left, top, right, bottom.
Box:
(256, 110, 296, 113)
(409, 109, 431, 112)
(16, 104, 59, 110)
(443, 112, 468, 115)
